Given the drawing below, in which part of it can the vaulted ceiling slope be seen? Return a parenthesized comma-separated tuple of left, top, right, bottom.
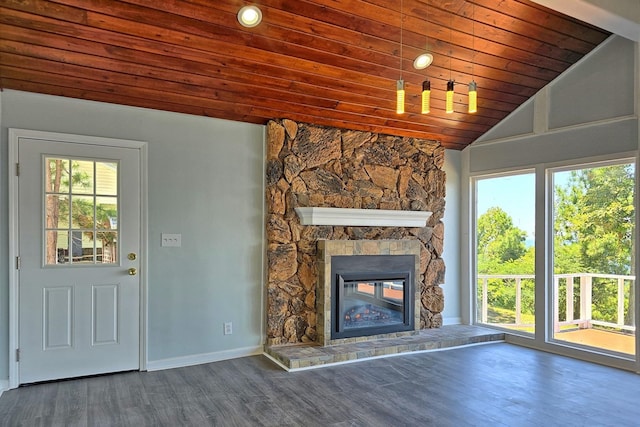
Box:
(0, 0, 610, 149)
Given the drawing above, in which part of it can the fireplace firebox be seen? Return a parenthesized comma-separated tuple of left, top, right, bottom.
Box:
(331, 255, 415, 340)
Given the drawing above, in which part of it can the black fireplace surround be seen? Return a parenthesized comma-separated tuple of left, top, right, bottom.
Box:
(331, 255, 415, 340)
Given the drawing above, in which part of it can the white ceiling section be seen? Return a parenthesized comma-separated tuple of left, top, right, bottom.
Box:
(532, 0, 640, 41)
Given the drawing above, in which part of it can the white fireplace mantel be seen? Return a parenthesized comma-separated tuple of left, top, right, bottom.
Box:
(294, 207, 431, 227)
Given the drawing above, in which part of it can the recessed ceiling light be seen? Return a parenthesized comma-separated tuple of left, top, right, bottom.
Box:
(413, 53, 434, 70)
(238, 5, 262, 28)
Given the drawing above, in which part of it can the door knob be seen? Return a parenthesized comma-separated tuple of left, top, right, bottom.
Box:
(128, 268, 137, 276)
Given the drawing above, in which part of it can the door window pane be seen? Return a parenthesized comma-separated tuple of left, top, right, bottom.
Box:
(96, 231, 118, 263)
(475, 173, 535, 335)
(71, 196, 94, 229)
(46, 194, 69, 229)
(71, 160, 94, 194)
(46, 230, 69, 265)
(46, 158, 70, 193)
(96, 197, 118, 230)
(552, 163, 635, 355)
(96, 162, 118, 196)
(44, 157, 119, 266)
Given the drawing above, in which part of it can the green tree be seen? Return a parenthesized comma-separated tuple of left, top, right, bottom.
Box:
(46, 159, 91, 263)
(47, 159, 118, 263)
(477, 207, 534, 316)
(554, 164, 635, 323)
(555, 165, 634, 275)
(477, 207, 528, 273)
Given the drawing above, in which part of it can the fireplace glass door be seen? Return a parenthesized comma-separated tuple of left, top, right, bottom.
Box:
(342, 278, 405, 330)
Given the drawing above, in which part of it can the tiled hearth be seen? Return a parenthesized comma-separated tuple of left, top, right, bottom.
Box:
(264, 325, 505, 371)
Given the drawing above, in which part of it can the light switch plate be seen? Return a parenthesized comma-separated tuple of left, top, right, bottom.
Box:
(161, 233, 182, 247)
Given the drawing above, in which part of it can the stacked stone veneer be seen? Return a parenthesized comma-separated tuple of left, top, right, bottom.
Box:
(266, 119, 446, 346)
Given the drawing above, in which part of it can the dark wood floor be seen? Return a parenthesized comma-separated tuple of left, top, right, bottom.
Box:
(1, 342, 639, 426)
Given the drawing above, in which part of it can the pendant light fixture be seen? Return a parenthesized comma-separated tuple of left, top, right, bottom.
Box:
(396, 0, 405, 114)
(393, 2, 478, 116)
(397, 80, 405, 114)
(446, 13, 455, 114)
(421, 80, 431, 114)
(446, 80, 455, 113)
(468, 1, 478, 113)
(419, 0, 432, 114)
(468, 81, 477, 113)
(414, 1, 434, 76)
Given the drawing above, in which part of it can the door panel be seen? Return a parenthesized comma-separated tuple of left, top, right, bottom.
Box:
(18, 137, 140, 384)
(43, 286, 73, 349)
(92, 284, 119, 345)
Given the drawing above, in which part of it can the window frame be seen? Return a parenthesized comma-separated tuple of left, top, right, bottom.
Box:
(465, 152, 639, 372)
(471, 168, 536, 337)
(545, 157, 636, 358)
(42, 155, 121, 267)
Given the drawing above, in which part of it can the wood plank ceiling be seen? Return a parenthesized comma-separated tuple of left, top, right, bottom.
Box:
(0, 0, 610, 149)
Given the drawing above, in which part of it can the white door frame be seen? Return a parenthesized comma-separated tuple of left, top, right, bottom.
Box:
(8, 128, 148, 389)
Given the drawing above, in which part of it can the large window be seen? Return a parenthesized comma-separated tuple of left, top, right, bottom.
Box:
(475, 172, 535, 335)
(473, 159, 637, 359)
(551, 161, 635, 356)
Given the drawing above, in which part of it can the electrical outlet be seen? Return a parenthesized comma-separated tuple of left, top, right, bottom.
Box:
(224, 322, 233, 335)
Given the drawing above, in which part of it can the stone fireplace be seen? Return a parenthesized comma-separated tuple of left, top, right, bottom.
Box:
(265, 119, 446, 347)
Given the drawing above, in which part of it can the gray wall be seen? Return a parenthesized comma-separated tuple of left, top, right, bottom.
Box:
(471, 35, 637, 169)
(0, 90, 265, 380)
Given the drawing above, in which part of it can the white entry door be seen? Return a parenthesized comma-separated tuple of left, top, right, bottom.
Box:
(16, 133, 141, 384)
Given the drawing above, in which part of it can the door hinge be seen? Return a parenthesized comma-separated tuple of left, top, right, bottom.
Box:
(16, 162, 20, 177)
(16, 256, 21, 270)
(16, 349, 20, 362)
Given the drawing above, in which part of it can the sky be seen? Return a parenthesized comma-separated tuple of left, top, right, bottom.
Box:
(476, 163, 635, 251)
(475, 171, 578, 244)
(476, 173, 536, 240)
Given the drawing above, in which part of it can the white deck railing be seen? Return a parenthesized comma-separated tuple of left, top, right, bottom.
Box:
(477, 273, 636, 332)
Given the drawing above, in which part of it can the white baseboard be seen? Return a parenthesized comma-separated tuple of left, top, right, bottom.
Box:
(443, 317, 462, 326)
(0, 379, 9, 397)
(146, 345, 263, 372)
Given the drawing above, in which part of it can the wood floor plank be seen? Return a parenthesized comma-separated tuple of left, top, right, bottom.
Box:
(51, 380, 88, 426)
(2, 343, 640, 426)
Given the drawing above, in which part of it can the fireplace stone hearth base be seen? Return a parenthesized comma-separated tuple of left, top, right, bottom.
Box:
(264, 325, 505, 371)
